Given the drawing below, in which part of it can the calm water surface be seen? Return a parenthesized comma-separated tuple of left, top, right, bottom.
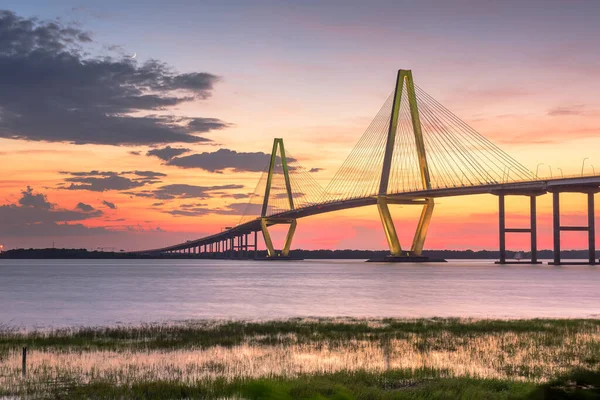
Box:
(1, 259, 599, 327)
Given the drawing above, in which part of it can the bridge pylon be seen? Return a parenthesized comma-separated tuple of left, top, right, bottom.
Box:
(377, 69, 436, 260)
(260, 138, 297, 258)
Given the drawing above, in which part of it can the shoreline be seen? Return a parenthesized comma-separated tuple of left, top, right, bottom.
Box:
(2, 247, 599, 260)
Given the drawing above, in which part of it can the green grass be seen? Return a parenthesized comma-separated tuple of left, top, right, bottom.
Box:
(18, 369, 539, 400)
(23, 370, 600, 400)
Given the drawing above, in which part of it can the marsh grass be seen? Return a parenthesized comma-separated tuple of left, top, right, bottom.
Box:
(3, 318, 598, 351)
(0, 318, 599, 398)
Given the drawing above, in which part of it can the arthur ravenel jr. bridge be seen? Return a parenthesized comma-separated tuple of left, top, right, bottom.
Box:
(136, 70, 600, 265)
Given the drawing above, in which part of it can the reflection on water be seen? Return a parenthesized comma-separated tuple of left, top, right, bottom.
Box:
(1, 259, 599, 327)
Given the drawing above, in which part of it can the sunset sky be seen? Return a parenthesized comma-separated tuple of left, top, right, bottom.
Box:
(1, 0, 600, 252)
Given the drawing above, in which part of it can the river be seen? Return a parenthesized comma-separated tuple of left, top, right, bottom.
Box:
(1, 259, 599, 327)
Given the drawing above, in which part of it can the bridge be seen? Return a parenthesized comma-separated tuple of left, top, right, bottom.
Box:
(135, 70, 600, 265)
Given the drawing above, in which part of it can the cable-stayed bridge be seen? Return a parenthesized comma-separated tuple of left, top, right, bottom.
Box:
(135, 70, 600, 265)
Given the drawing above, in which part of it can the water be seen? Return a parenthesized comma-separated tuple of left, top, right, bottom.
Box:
(1, 259, 599, 328)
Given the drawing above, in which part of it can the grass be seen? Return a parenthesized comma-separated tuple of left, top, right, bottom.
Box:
(11, 370, 600, 399)
(2, 318, 599, 351)
(1, 318, 599, 398)
(34, 370, 539, 400)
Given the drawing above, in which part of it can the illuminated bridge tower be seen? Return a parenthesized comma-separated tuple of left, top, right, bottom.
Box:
(376, 70, 436, 261)
(260, 138, 298, 258)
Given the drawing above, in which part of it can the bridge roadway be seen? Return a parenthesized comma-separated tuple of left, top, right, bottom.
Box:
(135, 175, 600, 255)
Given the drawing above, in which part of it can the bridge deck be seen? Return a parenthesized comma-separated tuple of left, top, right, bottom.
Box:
(134, 175, 600, 254)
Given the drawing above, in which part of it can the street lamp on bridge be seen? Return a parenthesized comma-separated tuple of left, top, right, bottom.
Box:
(535, 163, 544, 178)
(582, 157, 590, 176)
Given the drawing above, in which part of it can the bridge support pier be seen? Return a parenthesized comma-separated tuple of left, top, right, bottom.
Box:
(495, 193, 542, 264)
(260, 218, 297, 258)
(369, 197, 442, 262)
(254, 231, 258, 259)
(549, 190, 597, 265)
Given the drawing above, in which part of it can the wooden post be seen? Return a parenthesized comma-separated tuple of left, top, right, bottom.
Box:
(22, 346, 27, 377)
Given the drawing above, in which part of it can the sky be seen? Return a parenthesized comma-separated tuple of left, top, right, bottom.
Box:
(1, 0, 600, 252)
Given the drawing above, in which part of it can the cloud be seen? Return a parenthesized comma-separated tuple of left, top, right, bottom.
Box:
(18, 186, 53, 209)
(1, 221, 110, 237)
(102, 200, 117, 209)
(76, 202, 95, 212)
(61, 170, 115, 177)
(547, 105, 585, 116)
(65, 175, 146, 192)
(219, 192, 251, 199)
(60, 170, 166, 191)
(163, 201, 262, 218)
(181, 203, 208, 208)
(309, 167, 324, 173)
(128, 151, 141, 156)
(272, 192, 305, 199)
(0, 10, 230, 146)
(164, 208, 212, 217)
(147, 146, 191, 161)
(187, 118, 231, 132)
(0, 187, 104, 236)
(167, 148, 279, 173)
(130, 170, 167, 179)
(127, 183, 244, 200)
(217, 203, 261, 215)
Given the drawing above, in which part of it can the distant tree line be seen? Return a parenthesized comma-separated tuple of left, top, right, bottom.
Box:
(1, 247, 598, 260)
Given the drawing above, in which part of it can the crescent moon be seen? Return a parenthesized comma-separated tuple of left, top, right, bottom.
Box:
(130, 53, 137, 59)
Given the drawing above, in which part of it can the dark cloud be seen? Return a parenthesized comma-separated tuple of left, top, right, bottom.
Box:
(187, 118, 230, 132)
(76, 202, 95, 212)
(102, 200, 117, 209)
(272, 192, 305, 199)
(0, 187, 104, 236)
(219, 192, 251, 199)
(18, 186, 52, 209)
(163, 201, 261, 218)
(1, 221, 110, 237)
(547, 105, 585, 116)
(0, 10, 230, 146)
(164, 208, 212, 217)
(129, 151, 141, 156)
(167, 148, 280, 173)
(60, 170, 166, 191)
(151, 202, 164, 207)
(127, 183, 244, 200)
(147, 146, 191, 161)
(216, 202, 259, 215)
(61, 170, 116, 177)
(309, 167, 324, 173)
(65, 175, 146, 192)
(181, 203, 208, 208)
(130, 170, 167, 179)
(123, 191, 154, 198)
